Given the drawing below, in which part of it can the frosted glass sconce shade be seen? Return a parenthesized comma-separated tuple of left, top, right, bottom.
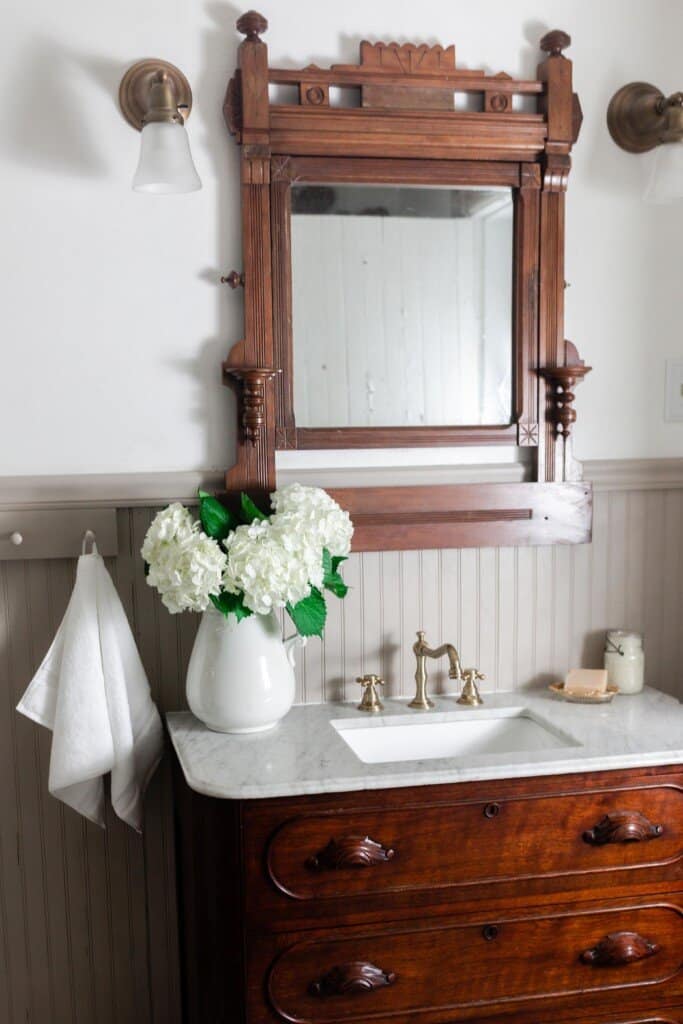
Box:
(643, 140, 683, 204)
(119, 59, 201, 195)
(607, 82, 683, 202)
(132, 122, 201, 194)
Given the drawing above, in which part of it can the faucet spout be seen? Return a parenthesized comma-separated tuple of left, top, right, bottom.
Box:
(444, 644, 464, 681)
(410, 631, 464, 710)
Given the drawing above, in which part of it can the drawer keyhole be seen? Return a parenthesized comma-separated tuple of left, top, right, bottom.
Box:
(482, 924, 499, 942)
(483, 803, 501, 819)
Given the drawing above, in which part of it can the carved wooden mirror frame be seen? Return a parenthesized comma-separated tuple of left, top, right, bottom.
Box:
(222, 11, 592, 551)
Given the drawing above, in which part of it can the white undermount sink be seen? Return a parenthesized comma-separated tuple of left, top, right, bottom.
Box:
(332, 708, 580, 765)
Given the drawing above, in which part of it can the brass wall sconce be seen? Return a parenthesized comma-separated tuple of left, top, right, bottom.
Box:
(607, 82, 683, 202)
(119, 59, 201, 194)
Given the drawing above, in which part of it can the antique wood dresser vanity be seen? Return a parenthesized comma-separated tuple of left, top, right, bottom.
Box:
(169, 12, 683, 1024)
(171, 697, 683, 1024)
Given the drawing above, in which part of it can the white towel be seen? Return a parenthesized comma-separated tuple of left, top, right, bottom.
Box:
(17, 548, 163, 832)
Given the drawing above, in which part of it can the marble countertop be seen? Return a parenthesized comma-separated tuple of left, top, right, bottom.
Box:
(166, 686, 683, 801)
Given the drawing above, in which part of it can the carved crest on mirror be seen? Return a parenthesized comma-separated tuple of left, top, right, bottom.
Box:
(220, 11, 592, 550)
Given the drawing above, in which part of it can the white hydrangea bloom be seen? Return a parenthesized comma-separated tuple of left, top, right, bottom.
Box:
(141, 504, 227, 614)
(142, 489, 352, 621)
(269, 513, 325, 590)
(270, 484, 353, 557)
(141, 502, 196, 555)
(222, 519, 313, 615)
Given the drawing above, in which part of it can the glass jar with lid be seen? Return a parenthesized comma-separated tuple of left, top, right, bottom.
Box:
(604, 630, 644, 695)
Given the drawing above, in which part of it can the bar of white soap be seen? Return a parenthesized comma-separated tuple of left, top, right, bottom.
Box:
(565, 668, 608, 695)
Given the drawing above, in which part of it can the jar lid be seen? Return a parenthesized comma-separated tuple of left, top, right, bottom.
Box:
(606, 629, 643, 649)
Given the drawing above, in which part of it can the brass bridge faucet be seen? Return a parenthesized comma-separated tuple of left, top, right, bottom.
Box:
(411, 631, 485, 709)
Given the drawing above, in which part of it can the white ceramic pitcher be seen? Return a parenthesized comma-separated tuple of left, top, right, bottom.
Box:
(186, 606, 306, 733)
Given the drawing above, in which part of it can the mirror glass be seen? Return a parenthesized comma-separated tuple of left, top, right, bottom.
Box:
(290, 184, 513, 429)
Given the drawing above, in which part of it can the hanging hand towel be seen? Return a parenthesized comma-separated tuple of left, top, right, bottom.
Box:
(17, 544, 163, 832)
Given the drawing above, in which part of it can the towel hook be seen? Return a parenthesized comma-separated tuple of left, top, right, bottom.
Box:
(81, 530, 98, 555)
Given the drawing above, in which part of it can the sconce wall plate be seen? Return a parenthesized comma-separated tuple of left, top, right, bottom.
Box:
(607, 82, 666, 153)
(607, 79, 683, 202)
(119, 59, 193, 130)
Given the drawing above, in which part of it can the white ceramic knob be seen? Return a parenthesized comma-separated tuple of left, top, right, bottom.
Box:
(9, 532, 23, 546)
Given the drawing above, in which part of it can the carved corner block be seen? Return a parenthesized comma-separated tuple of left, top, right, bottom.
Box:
(517, 422, 539, 447)
(274, 426, 296, 449)
(521, 163, 542, 190)
(271, 155, 294, 182)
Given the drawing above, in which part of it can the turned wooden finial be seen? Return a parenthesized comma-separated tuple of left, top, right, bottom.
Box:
(540, 29, 571, 56)
(236, 10, 268, 41)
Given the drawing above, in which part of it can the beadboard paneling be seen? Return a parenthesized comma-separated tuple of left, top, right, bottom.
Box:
(1, 484, 683, 1022)
(295, 488, 683, 701)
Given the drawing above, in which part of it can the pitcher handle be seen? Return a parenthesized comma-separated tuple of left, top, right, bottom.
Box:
(284, 633, 307, 668)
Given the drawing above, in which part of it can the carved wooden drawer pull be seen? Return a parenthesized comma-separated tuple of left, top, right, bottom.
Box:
(581, 931, 660, 967)
(306, 835, 396, 871)
(583, 810, 664, 845)
(309, 961, 397, 997)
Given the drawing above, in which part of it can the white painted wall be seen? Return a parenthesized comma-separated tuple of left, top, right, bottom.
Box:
(1, 0, 682, 475)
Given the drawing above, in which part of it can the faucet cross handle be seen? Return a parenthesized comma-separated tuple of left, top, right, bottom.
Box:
(357, 674, 385, 713)
(457, 668, 485, 707)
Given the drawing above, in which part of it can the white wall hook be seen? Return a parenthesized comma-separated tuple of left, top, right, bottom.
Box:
(81, 530, 98, 555)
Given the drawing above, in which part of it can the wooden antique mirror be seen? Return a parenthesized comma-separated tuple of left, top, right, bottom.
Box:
(221, 11, 592, 551)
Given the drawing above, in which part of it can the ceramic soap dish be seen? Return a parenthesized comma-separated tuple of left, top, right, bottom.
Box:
(548, 681, 618, 704)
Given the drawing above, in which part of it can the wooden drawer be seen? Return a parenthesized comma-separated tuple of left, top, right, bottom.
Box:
(578, 1016, 683, 1024)
(262, 902, 683, 1024)
(247, 776, 683, 919)
(394, 1012, 683, 1024)
(257, 1009, 683, 1024)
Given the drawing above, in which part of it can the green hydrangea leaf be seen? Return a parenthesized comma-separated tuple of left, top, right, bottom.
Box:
(322, 548, 349, 599)
(325, 577, 348, 599)
(240, 492, 268, 524)
(210, 591, 253, 622)
(198, 491, 237, 541)
(287, 587, 327, 638)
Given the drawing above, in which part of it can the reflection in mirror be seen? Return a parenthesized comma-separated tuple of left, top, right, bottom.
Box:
(290, 184, 513, 430)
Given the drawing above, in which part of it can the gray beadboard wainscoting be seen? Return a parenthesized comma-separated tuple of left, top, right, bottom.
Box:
(1, 461, 683, 1022)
